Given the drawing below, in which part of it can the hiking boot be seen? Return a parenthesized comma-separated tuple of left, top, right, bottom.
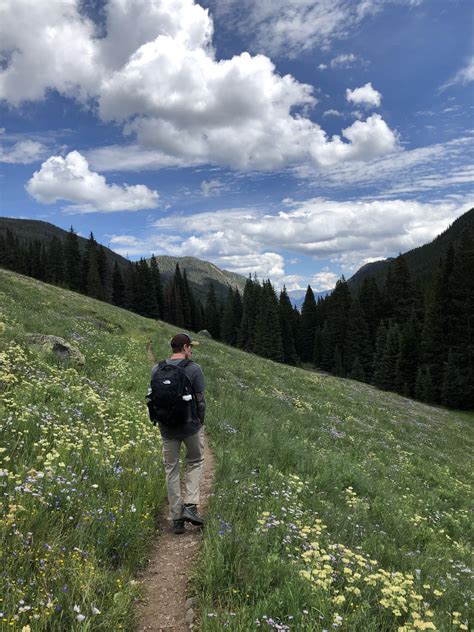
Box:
(173, 519, 185, 534)
(182, 504, 204, 526)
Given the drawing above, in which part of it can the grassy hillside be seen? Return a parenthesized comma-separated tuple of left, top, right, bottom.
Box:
(0, 269, 472, 631)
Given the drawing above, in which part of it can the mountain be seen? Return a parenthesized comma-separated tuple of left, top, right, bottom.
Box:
(0, 217, 131, 271)
(287, 288, 332, 309)
(150, 255, 247, 303)
(0, 217, 247, 303)
(347, 207, 474, 290)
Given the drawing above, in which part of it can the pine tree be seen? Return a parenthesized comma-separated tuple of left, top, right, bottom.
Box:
(112, 262, 125, 307)
(384, 254, 416, 324)
(97, 245, 109, 300)
(149, 255, 164, 318)
(177, 266, 192, 328)
(320, 321, 333, 371)
(232, 289, 243, 342)
(221, 287, 238, 345)
(299, 286, 317, 362)
(255, 280, 284, 362)
(396, 312, 419, 396)
(325, 277, 352, 372)
(373, 321, 388, 388)
(133, 259, 158, 317)
(359, 277, 383, 346)
(45, 236, 64, 284)
(238, 276, 259, 352)
(313, 326, 322, 367)
(205, 283, 220, 339)
(279, 286, 298, 365)
(182, 270, 198, 330)
(449, 229, 474, 408)
(344, 297, 372, 379)
(349, 356, 365, 381)
(82, 233, 104, 299)
(440, 348, 463, 409)
(64, 227, 82, 291)
(414, 366, 435, 403)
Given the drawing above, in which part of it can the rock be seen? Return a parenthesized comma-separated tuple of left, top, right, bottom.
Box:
(197, 329, 212, 339)
(185, 597, 196, 608)
(26, 334, 85, 365)
(185, 609, 195, 624)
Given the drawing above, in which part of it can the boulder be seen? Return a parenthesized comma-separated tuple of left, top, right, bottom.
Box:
(197, 329, 212, 339)
(26, 334, 85, 365)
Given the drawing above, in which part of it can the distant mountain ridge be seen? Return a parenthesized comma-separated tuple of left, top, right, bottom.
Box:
(149, 255, 247, 302)
(0, 217, 247, 302)
(347, 207, 474, 289)
(0, 217, 131, 271)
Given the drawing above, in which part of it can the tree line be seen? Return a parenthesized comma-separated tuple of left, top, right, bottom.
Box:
(1, 226, 472, 410)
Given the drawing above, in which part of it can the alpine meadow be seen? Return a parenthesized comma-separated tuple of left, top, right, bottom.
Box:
(0, 268, 472, 631)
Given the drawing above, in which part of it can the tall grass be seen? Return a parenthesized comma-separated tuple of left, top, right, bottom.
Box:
(1, 269, 472, 631)
(0, 270, 174, 630)
(195, 340, 473, 630)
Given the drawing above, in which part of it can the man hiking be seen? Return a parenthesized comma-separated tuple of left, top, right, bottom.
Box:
(149, 332, 206, 534)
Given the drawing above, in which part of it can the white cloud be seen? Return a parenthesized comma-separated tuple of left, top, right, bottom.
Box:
(318, 63, 328, 70)
(312, 268, 340, 291)
(0, 0, 100, 105)
(346, 82, 381, 107)
(330, 53, 357, 68)
(296, 134, 474, 196)
(441, 55, 474, 91)
(201, 179, 223, 197)
(0, 139, 46, 164)
(323, 109, 344, 118)
(86, 145, 192, 171)
(26, 151, 159, 213)
(0, 0, 399, 172)
(149, 197, 470, 274)
(209, 0, 423, 58)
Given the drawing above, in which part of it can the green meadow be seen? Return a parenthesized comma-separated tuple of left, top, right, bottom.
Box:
(0, 268, 472, 631)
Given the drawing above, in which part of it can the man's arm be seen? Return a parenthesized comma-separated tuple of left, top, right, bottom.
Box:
(196, 392, 206, 423)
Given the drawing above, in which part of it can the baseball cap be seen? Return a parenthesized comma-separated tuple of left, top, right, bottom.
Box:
(170, 332, 200, 348)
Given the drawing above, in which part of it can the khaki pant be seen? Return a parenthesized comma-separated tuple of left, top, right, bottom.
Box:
(161, 428, 204, 520)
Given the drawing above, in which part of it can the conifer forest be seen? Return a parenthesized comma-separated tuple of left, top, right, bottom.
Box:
(1, 225, 473, 410)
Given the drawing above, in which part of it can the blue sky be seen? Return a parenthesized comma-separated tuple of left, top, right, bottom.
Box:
(1, 0, 473, 292)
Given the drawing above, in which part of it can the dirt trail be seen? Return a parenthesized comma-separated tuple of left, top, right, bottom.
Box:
(136, 429, 215, 631)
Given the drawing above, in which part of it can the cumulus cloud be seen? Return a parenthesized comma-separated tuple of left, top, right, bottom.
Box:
(296, 134, 474, 197)
(26, 151, 159, 212)
(312, 268, 340, 291)
(346, 82, 382, 107)
(440, 55, 474, 91)
(0, 0, 400, 172)
(150, 197, 469, 274)
(0, 139, 46, 163)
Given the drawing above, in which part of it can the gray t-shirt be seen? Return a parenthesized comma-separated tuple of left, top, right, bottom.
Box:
(151, 359, 205, 440)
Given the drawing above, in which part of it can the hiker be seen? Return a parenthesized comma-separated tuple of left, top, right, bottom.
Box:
(149, 332, 206, 534)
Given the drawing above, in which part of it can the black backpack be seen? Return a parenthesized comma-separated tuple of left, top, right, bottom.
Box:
(146, 359, 195, 426)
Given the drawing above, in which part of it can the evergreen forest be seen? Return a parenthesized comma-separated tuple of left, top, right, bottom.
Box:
(1, 224, 473, 410)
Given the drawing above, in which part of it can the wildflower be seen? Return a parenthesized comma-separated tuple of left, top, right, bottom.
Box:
(76, 614, 86, 622)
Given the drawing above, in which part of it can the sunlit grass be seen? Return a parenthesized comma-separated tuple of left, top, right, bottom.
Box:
(1, 268, 472, 631)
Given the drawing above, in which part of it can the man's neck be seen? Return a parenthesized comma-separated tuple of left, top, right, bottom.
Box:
(170, 352, 186, 360)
